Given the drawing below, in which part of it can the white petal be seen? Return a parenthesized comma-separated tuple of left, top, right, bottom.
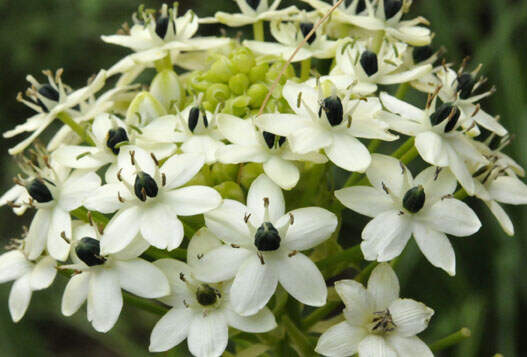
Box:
(488, 176, 527, 205)
(470, 108, 507, 136)
(415, 131, 449, 167)
(187, 228, 223, 268)
(89, 269, 123, 333)
(47, 208, 71, 262)
(278, 207, 337, 251)
(386, 335, 433, 357)
(231, 254, 278, 316)
(149, 307, 194, 352)
(216, 113, 259, 146)
(366, 154, 410, 198)
(289, 126, 333, 154)
(188, 311, 228, 357)
(326, 134, 371, 172)
(255, 114, 310, 137)
(193, 245, 252, 283)
(25, 209, 51, 260)
(315, 321, 367, 357)
(380, 92, 424, 122)
(83, 183, 126, 214)
(335, 280, 374, 327)
(225, 306, 277, 333)
(59, 171, 102, 211)
(101, 206, 142, 254)
(0, 250, 32, 284)
(277, 252, 327, 307)
(361, 210, 412, 262)
(52, 145, 110, 169)
(421, 198, 481, 237)
(335, 186, 394, 218)
(9, 274, 32, 322)
(358, 335, 397, 357)
(446, 145, 475, 195)
(413, 223, 456, 276)
(389, 298, 434, 337)
(282, 81, 319, 118)
(217, 144, 268, 164)
(247, 174, 285, 224)
(263, 156, 300, 190)
(115, 258, 169, 298)
(204, 199, 251, 245)
(164, 186, 222, 216)
(161, 153, 205, 189)
(367, 263, 400, 311)
(414, 166, 457, 203)
(61, 272, 90, 316)
(153, 259, 194, 307)
(29, 256, 57, 290)
(140, 204, 184, 250)
(485, 200, 514, 236)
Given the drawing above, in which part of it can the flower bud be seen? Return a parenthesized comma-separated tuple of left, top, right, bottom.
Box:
(457, 73, 476, 100)
(208, 57, 234, 83)
(239, 163, 264, 190)
(402, 185, 425, 213)
(249, 63, 269, 82)
(319, 96, 344, 126)
(413, 46, 433, 63)
(360, 51, 379, 77)
(196, 284, 219, 306)
(76, 237, 106, 267)
(231, 50, 255, 74)
(248, 83, 268, 108)
(229, 73, 250, 95)
(206, 83, 230, 105)
(300, 22, 316, 45)
(254, 222, 281, 251)
(150, 69, 182, 110)
(430, 103, 460, 132)
(27, 178, 53, 203)
(213, 181, 245, 202)
(155, 16, 175, 39)
(266, 61, 295, 84)
(384, 0, 402, 20)
(134, 172, 158, 201)
(262, 131, 286, 149)
(106, 127, 129, 155)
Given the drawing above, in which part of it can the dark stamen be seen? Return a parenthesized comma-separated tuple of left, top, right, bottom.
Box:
(254, 222, 281, 251)
(300, 22, 316, 45)
(76, 237, 106, 266)
(27, 178, 53, 203)
(360, 51, 379, 77)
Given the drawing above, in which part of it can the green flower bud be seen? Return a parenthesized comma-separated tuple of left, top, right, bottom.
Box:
(202, 101, 216, 113)
(254, 222, 281, 251)
(249, 63, 269, 83)
(150, 69, 182, 111)
(266, 62, 295, 84)
(76, 237, 106, 267)
(231, 51, 255, 74)
(126, 92, 166, 125)
(213, 181, 245, 202)
(247, 83, 268, 108)
(207, 57, 233, 83)
(239, 163, 264, 190)
(229, 73, 250, 95)
(402, 185, 426, 213)
(211, 163, 239, 183)
(189, 72, 212, 92)
(206, 83, 230, 105)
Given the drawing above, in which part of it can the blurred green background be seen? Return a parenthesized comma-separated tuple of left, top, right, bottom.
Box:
(0, 0, 526, 356)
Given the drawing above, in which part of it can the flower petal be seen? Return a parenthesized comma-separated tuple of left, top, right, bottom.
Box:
(263, 156, 300, 190)
(335, 186, 395, 218)
(366, 154, 411, 198)
(0, 250, 32, 284)
(89, 269, 123, 333)
(115, 258, 169, 298)
(9, 274, 32, 322)
(193, 245, 252, 283)
(334, 279, 374, 326)
(326, 134, 371, 172)
(386, 335, 433, 357)
(421, 198, 481, 237)
(247, 174, 285, 224)
(488, 176, 527, 205)
(279, 207, 337, 251)
(164, 186, 222, 216)
(380, 92, 424, 122)
(216, 113, 259, 146)
(149, 307, 194, 352)
(289, 126, 333, 154)
(61, 271, 90, 316)
(367, 263, 400, 311)
(47, 207, 72, 262)
(187, 228, 223, 269)
(389, 298, 434, 337)
(358, 334, 397, 357)
(161, 153, 205, 189)
(413, 223, 456, 275)
(315, 321, 368, 357)
(217, 144, 268, 164)
(225, 306, 277, 333)
(415, 131, 449, 167)
(29, 256, 57, 290)
(102, 206, 142, 254)
(25, 209, 51, 261)
(188, 310, 228, 357)
(140, 204, 184, 250)
(485, 200, 514, 236)
(204, 199, 251, 245)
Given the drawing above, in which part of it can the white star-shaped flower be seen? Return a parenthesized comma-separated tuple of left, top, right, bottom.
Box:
(61, 222, 169, 333)
(84, 147, 221, 254)
(149, 228, 277, 356)
(335, 154, 481, 275)
(255, 80, 397, 172)
(217, 114, 326, 190)
(214, 0, 299, 27)
(0, 249, 57, 322)
(379, 91, 488, 194)
(194, 174, 338, 316)
(315, 263, 434, 357)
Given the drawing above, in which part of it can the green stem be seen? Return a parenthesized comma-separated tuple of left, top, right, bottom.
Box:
(143, 246, 186, 262)
(454, 188, 468, 200)
(282, 315, 315, 356)
(316, 245, 362, 274)
(57, 112, 95, 146)
(123, 292, 167, 315)
(395, 82, 409, 99)
(302, 301, 340, 329)
(300, 58, 311, 81)
(429, 327, 471, 352)
(70, 207, 109, 225)
(368, 139, 381, 153)
(400, 145, 419, 165)
(354, 262, 378, 284)
(371, 30, 385, 53)
(154, 55, 172, 72)
(253, 20, 264, 41)
(391, 137, 415, 159)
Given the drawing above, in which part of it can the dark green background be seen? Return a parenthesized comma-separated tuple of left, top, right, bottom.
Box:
(0, 0, 525, 355)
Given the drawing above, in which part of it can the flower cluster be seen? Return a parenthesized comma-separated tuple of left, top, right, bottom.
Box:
(1, 1, 526, 356)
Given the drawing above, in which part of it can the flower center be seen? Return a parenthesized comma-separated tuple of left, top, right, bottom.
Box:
(188, 106, 208, 133)
(106, 127, 129, 155)
(76, 237, 106, 267)
(360, 50, 379, 77)
(196, 284, 220, 306)
(430, 103, 460, 132)
(413, 46, 433, 63)
(300, 22, 316, 45)
(352, 0, 366, 13)
(384, 0, 402, 20)
(456, 72, 476, 99)
(319, 96, 344, 127)
(402, 185, 425, 213)
(254, 222, 281, 251)
(155, 16, 175, 39)
(38, 84, 60, 102)
(27, 178, 53, 203)
(246, 0, 260, 10)
(262, 131, 286, 149)
(134, 171, 159, 201)
(369, 309, 396, 334)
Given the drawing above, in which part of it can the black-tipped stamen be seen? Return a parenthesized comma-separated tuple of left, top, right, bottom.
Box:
(384, 0, 402, 20)
(319, 96, 344, 127)
(246, 0, 260, 10)
(430, 103, 460, 132)
(76, 237, 106, 266)
(254, 222, 281, 251)
(488, 135, 502, 151)
(360, 50, 379, 77)
(106, 127, 129, 155)
(188, 107, 200, 132)
(155, 16, 175, 39)
(262, 131, 286, 149)
(196, 284, 220, 306)
(300, 22, 316, 45)
(38, 84, 60, 101)
(413, 46, 433, 63)
(27, 178, 53, 203)
(134, 172, 158, 201)
(457, 73, 476, 100)
(402, 185, 425, 213)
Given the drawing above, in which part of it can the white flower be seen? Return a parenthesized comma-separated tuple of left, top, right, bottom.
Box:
(244, 19, 337, 62)
(60, 223, 169, 333)
(4, 69, 106, 155)
(315, 263, 434, 357)
(84, 147, 221, 254)
(0, 249, 57, 322)
(195, 174, 337, 316)
(256, 80, 397, 172)
(16, 161, 101, 261)
(379, 91, 488, 194)
(335, 154, 481, 275)
(149, 228, 277, 356)
(175, 104, 225, 165)
(326, 39, 432, 96)
(214, 0, 299, 27)
(217, 114, 326, 190)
